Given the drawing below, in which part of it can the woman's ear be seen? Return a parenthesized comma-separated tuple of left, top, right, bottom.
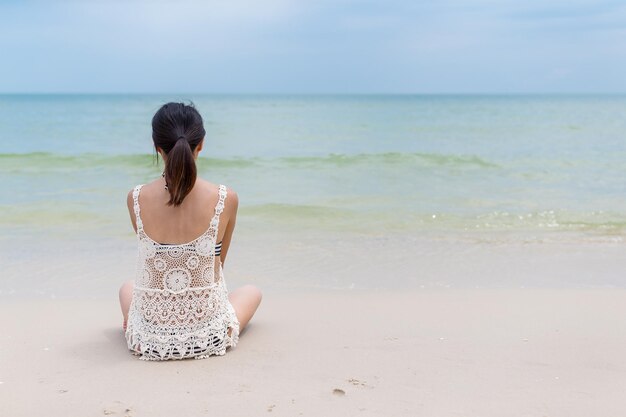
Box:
(195, 139, 204, 156)
(155, 146, 167, 163)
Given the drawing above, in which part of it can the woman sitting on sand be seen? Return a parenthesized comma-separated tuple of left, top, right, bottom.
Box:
(118, 102, 262, 360)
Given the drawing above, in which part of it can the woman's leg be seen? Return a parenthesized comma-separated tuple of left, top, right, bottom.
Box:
(119, 280, 134, 330)
(228, 284, 262, 332)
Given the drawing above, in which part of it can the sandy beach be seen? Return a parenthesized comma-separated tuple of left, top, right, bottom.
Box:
(2, 289, 626, 416)
(2, 228, 626, 416)
(3, 94, 626, 416)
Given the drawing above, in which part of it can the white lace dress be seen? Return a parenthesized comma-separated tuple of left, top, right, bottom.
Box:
(125, 184, 240, 360)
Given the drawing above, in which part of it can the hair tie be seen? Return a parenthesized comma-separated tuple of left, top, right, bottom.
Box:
(177, 135, 185, 141)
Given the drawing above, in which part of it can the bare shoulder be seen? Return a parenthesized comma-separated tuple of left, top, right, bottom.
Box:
(126, 180, 158, 211)
(126, 184, 145, 210)
(221, 184, 238, 215)
(225, 186, 239, 210)
(133, 179, 166, 205)
(194, 177, 221, 197)
(196, 178, 238, 213)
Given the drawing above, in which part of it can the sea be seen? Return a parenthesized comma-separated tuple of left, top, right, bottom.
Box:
(2, 94, 626, 295)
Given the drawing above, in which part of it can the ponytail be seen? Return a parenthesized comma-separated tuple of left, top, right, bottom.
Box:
(164, 137, 197, 206)
(151, 102, 206, 207)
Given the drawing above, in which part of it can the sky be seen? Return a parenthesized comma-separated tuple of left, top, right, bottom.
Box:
(0, 0, 625, 94)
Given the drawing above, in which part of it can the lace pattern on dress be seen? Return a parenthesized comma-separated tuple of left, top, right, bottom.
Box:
(125, 184, 240, 360)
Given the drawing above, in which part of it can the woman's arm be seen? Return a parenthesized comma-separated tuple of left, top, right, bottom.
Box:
(219, 188, 238, 266)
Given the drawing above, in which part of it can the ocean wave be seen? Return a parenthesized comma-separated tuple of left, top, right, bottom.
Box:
(280, 152, 499, 168)
(0, 152, 257, 172)
(0, 151, 499, 172)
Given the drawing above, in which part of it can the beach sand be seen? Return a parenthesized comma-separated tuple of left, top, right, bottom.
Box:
(4, 94, 626, 416)
(2, 289, 625, 416)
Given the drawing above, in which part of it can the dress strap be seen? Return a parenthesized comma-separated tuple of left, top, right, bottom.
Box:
(210, 185, 227, 234)
(215, 184, 227, 218)
(132, 184, 144, 232)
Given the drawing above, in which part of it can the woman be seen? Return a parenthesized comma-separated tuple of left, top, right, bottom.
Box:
(118, 102, 262, 360)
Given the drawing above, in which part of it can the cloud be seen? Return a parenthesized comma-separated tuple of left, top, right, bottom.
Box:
(1, 0, 625, 93)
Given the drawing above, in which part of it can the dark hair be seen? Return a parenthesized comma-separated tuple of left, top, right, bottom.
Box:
(152, 102, 206, 206)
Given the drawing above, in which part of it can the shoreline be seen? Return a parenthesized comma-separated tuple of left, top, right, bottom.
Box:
(3, 231, 626, 299)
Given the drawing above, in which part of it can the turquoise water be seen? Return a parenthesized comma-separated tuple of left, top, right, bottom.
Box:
(2, 94, 626, 236)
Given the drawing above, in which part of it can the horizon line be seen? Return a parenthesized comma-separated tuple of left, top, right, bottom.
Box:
(1, 91, 625, 96)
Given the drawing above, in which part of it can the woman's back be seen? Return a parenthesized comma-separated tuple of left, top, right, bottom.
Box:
(132, 179, 232, 245)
